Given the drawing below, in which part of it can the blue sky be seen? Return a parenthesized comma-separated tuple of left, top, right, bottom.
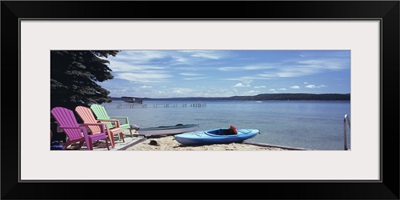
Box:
(99, 50, 350, 98)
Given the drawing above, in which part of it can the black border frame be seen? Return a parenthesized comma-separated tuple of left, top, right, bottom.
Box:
(2, 1, 399, 199)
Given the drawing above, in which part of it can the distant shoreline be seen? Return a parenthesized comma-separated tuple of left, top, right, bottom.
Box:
(111, 93, 350, 101)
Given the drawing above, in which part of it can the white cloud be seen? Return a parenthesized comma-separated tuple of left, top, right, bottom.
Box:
(116, 72, 172, 83)
(218, 67, 240, 71)
(172, 56, 189, 64)
(110, 51, 168, 65)
(108, 61, 166, 72)
(108, 50, 230, 72)
(171, 88, 194, 94)
(269, 89, 277, 93)
(141, 85, 152, 89)
(101, 50, 347, 98)
(179, 50, 226, 60)
(305, 84, 327, 89)
(224, 76, 270, 81)
(297, 59, 347, 70)
(242, 79, 253, 84)
(110, 50, 346, 87)
(191, 53, 220, 60)
(234, 83, 250, 88)
(276, 72, 304, 78)
(183, 77, 207, 80)
(245, 90, 259, 95)
(218, 65, 273, 71)
(290, 85, 300, 89)
(258, 74, 277, 78)
(233, 80, 253, 87)
(179, 72, 201, 76)
(220, 57, 349, 79)
(179, 72, 206, 80)
(196, 89, 236, 97)
(305, 85, 316, 88)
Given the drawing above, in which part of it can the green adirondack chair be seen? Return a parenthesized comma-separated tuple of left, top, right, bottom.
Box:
(90, 104, 137, 137)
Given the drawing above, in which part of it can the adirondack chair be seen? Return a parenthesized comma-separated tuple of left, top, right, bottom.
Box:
(90, 104, 137, 137)
(51, 107, 110, 150)
(75, 106, 124, 147)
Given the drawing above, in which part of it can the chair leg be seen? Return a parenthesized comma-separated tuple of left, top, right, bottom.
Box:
(129, 129, 133, 138)
(63, 142, 71, 150)
(89, 138, 94, 150)
(84, 137, 91, 150)
(105, 138, 110, 150)
(77, 141, 84, 150)
(120, 132, 125, 143)
(108, 132, 115, 147)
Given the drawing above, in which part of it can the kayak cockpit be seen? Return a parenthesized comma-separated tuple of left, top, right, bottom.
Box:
(208, 128, 237, 135)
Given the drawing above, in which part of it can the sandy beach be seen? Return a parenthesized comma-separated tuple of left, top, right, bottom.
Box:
(62, 130, 292, 151)
(125, 135, 288, 151)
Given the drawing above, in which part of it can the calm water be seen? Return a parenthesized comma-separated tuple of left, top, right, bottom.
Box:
(103, 100, 351, 150)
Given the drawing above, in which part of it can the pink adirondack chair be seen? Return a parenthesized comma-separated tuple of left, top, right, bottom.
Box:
(75, 106, 124, 147)
(51, 107, 110, 150)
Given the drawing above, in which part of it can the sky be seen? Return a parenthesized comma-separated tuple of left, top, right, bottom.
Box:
(98, 50, 350, 98)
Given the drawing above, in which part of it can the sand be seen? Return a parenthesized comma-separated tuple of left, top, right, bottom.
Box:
(125, 135, 288, 151)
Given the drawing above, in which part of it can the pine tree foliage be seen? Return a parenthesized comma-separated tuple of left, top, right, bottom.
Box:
(51, 50, 119, 110)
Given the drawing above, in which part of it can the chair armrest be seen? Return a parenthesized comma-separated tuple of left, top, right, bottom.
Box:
(109, 116, 128, 119)
(97, 119, 119, 122)
(109, 116, 129, 124)
(80, 123, 106, 133)
(97, 119, 120, 128)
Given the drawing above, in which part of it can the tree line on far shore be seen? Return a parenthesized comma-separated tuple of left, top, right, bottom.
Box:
(229, 93, 350, 101)
(112, 93, 350, 101)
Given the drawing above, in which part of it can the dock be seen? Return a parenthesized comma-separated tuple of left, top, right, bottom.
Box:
(103, 102, 206, 109)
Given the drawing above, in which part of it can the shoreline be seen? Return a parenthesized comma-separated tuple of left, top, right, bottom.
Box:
(125, 135, 289, 151)
(66, 130, 294, 151)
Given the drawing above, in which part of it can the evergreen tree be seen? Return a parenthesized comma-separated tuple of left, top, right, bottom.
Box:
(51, 50, 119, 110)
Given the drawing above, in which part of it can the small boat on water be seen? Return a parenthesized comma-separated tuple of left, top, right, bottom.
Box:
(138, 124, 199, 137)
(121, 96, 143, 104)
(174, 126, 259, 146)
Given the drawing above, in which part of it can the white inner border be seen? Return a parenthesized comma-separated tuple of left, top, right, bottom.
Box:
(20, 21, 380, 180)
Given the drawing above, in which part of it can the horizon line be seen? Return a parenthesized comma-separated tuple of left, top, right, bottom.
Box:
(111, 93, 351, 99)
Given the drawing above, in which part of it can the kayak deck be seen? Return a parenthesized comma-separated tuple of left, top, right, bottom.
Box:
(174, 128, 259, 146)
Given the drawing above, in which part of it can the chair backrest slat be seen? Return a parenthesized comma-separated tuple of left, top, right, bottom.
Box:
(90, 104, 114, 128)
(75, 106, 101, 134)
(51, 107, 83, 141)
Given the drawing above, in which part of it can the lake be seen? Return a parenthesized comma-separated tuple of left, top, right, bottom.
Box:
(103, 100, 351, 150)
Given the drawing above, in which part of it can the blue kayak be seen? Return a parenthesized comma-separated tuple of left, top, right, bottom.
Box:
(174, 128, 259, 146)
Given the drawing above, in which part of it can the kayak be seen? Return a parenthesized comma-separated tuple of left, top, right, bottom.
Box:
(174, 128, 259, 146)
(138, 124, 199, 137)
